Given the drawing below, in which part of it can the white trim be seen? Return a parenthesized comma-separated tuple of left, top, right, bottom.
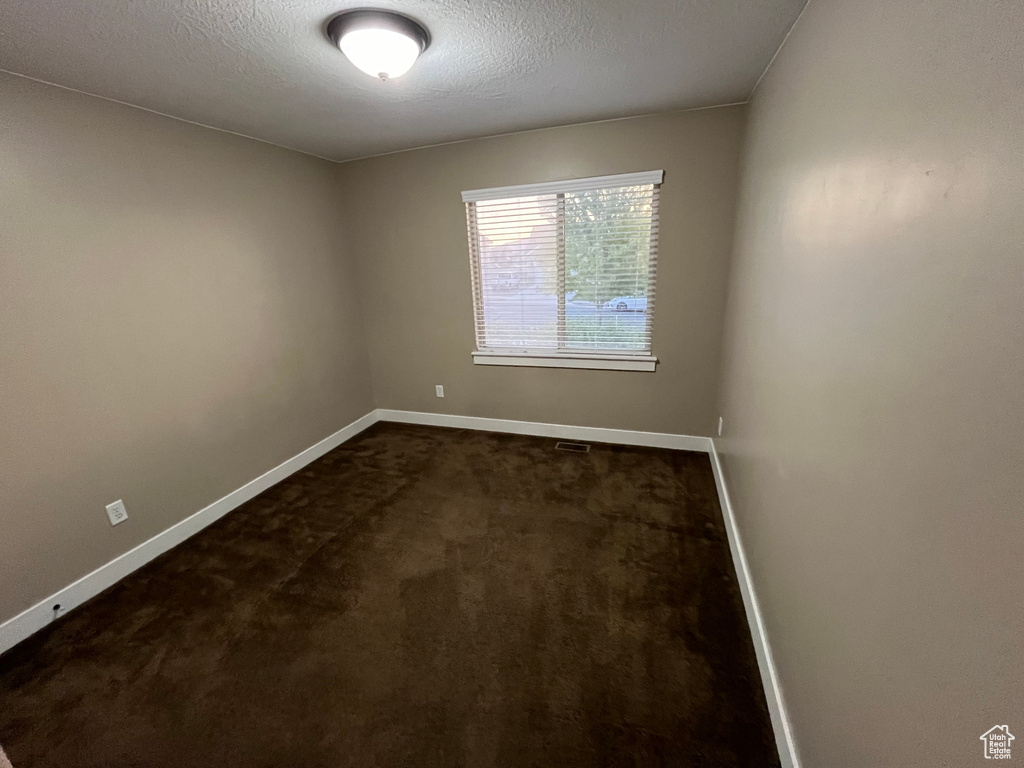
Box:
(335, 103, 746, 165)
(382, 408, 802, 768)
(0, 411, 380, 656)
(748, 0, 814, 100)
(0, 69, 335, 163)
(376, 409, 710, 452)
(708, 439, 802, 768)
(0, 406, 799, 768)
(472, 350, 657, 372)
(461, 170, 664, 202)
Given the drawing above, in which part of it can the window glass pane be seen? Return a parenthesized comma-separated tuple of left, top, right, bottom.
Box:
(466, 177, 659, 357)
(563, 185, 654, 351)
(475, 195, 559, 349)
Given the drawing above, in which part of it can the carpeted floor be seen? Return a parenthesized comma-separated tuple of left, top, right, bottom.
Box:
(0, 423, 779, 767)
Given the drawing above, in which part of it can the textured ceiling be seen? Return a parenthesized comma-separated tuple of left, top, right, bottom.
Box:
(0, 0, 806, 162)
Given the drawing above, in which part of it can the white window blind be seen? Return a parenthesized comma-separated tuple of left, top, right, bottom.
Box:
(463, 171, 662, 371)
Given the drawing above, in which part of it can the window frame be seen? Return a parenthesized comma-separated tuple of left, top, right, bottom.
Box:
(462, 170, 663, 372)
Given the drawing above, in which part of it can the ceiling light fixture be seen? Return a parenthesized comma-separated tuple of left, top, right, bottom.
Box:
(326, 9, 430, 81)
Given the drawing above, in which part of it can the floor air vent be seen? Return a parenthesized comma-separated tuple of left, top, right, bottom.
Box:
(555, 441, 591, 453)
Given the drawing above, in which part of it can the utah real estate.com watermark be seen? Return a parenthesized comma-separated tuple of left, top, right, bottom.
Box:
(980, 726, 1014, 759)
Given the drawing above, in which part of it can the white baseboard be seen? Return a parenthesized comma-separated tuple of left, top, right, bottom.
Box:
(0, 407, 798, 768)
(381, 409, 800, 765)
(375, 409, 713, 453)
(708, 440, 801, 768)
(0, 410, 380, 656)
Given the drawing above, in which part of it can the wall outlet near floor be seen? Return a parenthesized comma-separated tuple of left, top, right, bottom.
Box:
(435, 385, 444, 398)
(105, 499, 129, 526)
(718, 416, 724, 437)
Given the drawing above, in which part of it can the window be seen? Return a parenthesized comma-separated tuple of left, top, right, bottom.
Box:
(463, 171, 662, 371)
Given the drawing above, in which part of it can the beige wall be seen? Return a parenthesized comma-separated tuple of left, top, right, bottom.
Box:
(0, 73, 373, 623)
(337, 107, 746, 435)
(716, 0, 1024, 765)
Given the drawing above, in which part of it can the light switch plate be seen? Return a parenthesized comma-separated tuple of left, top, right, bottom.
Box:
(435, 385, 444, 398)
(106, 499, 129, 526)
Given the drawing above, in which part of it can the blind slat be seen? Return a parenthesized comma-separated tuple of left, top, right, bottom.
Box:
(465, 181, 660, 356)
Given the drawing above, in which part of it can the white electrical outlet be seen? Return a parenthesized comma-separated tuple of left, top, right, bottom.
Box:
(106, 499, 129, 526)
(435, 385, 444, 398)
(718, 416, 724, 437)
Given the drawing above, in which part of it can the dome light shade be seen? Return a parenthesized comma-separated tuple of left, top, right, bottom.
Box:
(327, 10, 430, 81)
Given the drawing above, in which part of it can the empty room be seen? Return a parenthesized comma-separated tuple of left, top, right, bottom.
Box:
(0, 0, 1021, 765)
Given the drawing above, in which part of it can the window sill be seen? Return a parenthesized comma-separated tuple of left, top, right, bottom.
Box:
(472, 350, 657, 372)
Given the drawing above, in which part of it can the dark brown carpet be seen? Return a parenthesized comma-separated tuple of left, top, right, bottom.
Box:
(0, 423, 779, 767)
